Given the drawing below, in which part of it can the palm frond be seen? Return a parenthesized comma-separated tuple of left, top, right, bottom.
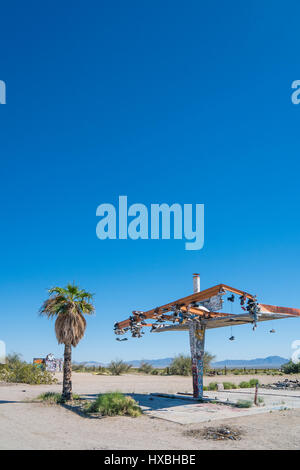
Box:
(48, 286, 68, 296)
(78, 301, 95, 315)
(39, 283, 95, 347)
(39, 295, 69, 318)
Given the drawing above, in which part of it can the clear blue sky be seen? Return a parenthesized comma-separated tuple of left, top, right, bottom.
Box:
(1, 1, 300, 363)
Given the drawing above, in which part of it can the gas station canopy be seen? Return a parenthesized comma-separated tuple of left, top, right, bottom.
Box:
(114, 283, 300, 338)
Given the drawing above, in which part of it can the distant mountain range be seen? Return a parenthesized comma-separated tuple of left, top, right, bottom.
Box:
(74, 355, 289, 369)
(74, 358, 173, 368)
(211, 356, 289, 369)
(126, 358, 174, 368)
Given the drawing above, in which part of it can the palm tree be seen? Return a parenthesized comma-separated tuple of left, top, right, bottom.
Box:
(39, 283, 94, 400)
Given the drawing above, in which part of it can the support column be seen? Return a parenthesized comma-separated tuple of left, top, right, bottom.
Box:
(189, 321, 206, 399)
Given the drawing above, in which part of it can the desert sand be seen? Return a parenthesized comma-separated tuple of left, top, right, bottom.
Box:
(0, 372, 299, 450)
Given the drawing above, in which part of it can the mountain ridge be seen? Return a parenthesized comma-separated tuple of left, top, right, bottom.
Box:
(74, 355, 289, 369)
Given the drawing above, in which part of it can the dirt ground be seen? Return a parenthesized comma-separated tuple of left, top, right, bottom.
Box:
(0, 372, 299, 450)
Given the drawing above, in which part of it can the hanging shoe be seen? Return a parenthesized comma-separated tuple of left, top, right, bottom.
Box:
(228, 294, 235, 302)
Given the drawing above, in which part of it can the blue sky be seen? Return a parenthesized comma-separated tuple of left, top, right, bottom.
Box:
(1, 1, 300, 363)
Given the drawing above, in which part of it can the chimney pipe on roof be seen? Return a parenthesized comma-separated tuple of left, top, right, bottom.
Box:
(193, 273, 200, 293)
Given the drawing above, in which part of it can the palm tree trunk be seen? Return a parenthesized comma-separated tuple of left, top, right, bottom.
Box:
(62, 344, 72, 400)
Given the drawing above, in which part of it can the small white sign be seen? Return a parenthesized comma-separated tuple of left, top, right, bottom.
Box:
(0, 341, 6, 364)
(0, 81, 6, 104)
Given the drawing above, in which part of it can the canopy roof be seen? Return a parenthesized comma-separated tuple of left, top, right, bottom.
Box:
(114, 283, 300, 337)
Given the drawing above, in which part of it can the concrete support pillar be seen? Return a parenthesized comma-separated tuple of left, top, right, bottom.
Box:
(189, 321, 206, 399)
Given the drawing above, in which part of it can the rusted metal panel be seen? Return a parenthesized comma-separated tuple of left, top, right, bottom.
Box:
(116, 284, 254, 329)
(115, 283, 299, 334)
(259, 303, 300, 316)
(152, 311, 295, 332)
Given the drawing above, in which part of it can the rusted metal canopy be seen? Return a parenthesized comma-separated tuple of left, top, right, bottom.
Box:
(114, 283, 300, 336)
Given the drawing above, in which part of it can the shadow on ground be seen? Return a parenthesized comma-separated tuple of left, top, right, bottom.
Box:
(59, 392, 199, 419)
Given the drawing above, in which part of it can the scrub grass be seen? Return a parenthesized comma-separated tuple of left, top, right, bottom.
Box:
(107, 360, 132, 375)
(236, 399, 253, 408)
(84, 392, 142, 417)
(37, 392, 81, 404)
(239, 379, 260, 388)
(223, 382, 237, 390)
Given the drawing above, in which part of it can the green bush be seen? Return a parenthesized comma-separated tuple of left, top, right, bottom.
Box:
(6, 352, 23, 365)
(208, 382, 218, 391)
(108, 360, 132, 375)
(85, 392, 142, 417)
(138, 362, 154, 374)
(169, 355, 191, 376)
(37, 392, 64, 404)
(169, 352, 215, 376)
(239, 381, 251, 388)
(223, 382, 237, 390)
(0, 356, 55, 385)
(72, 364, 108, 374)
(236, 400, 252, 408)
(249, 379, 259, 387)
(282, 361, 300, 374)
(37, 392, 81, 403)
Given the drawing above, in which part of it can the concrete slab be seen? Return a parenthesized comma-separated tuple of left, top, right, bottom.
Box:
(131, 388, 300, 424)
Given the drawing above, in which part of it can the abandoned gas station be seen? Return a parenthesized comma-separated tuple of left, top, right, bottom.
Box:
(114, 274, 300, 400)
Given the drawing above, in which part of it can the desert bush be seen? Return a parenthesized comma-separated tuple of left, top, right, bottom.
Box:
(249, 378, 259, 387)
(37, 392, 64, 404)
(169, 352, 215, 376)
(0, 356, 55, 385)
(169, 355, 191, 376)
(37, 392, 81, 403)
(208, 382, 218, 391)
(85, 392, 142, 417)
(282, 361, 300, 374)
(239, 381, 251, 388)
(108, 360, 132, 375)
(222, 382, 237, 390)
(203, 352, 216, 372)
(138, 362, 154, 374)
(236, 400, 252, 408)
(6, 352, 23, 365)
(72, 363, 107, 374)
